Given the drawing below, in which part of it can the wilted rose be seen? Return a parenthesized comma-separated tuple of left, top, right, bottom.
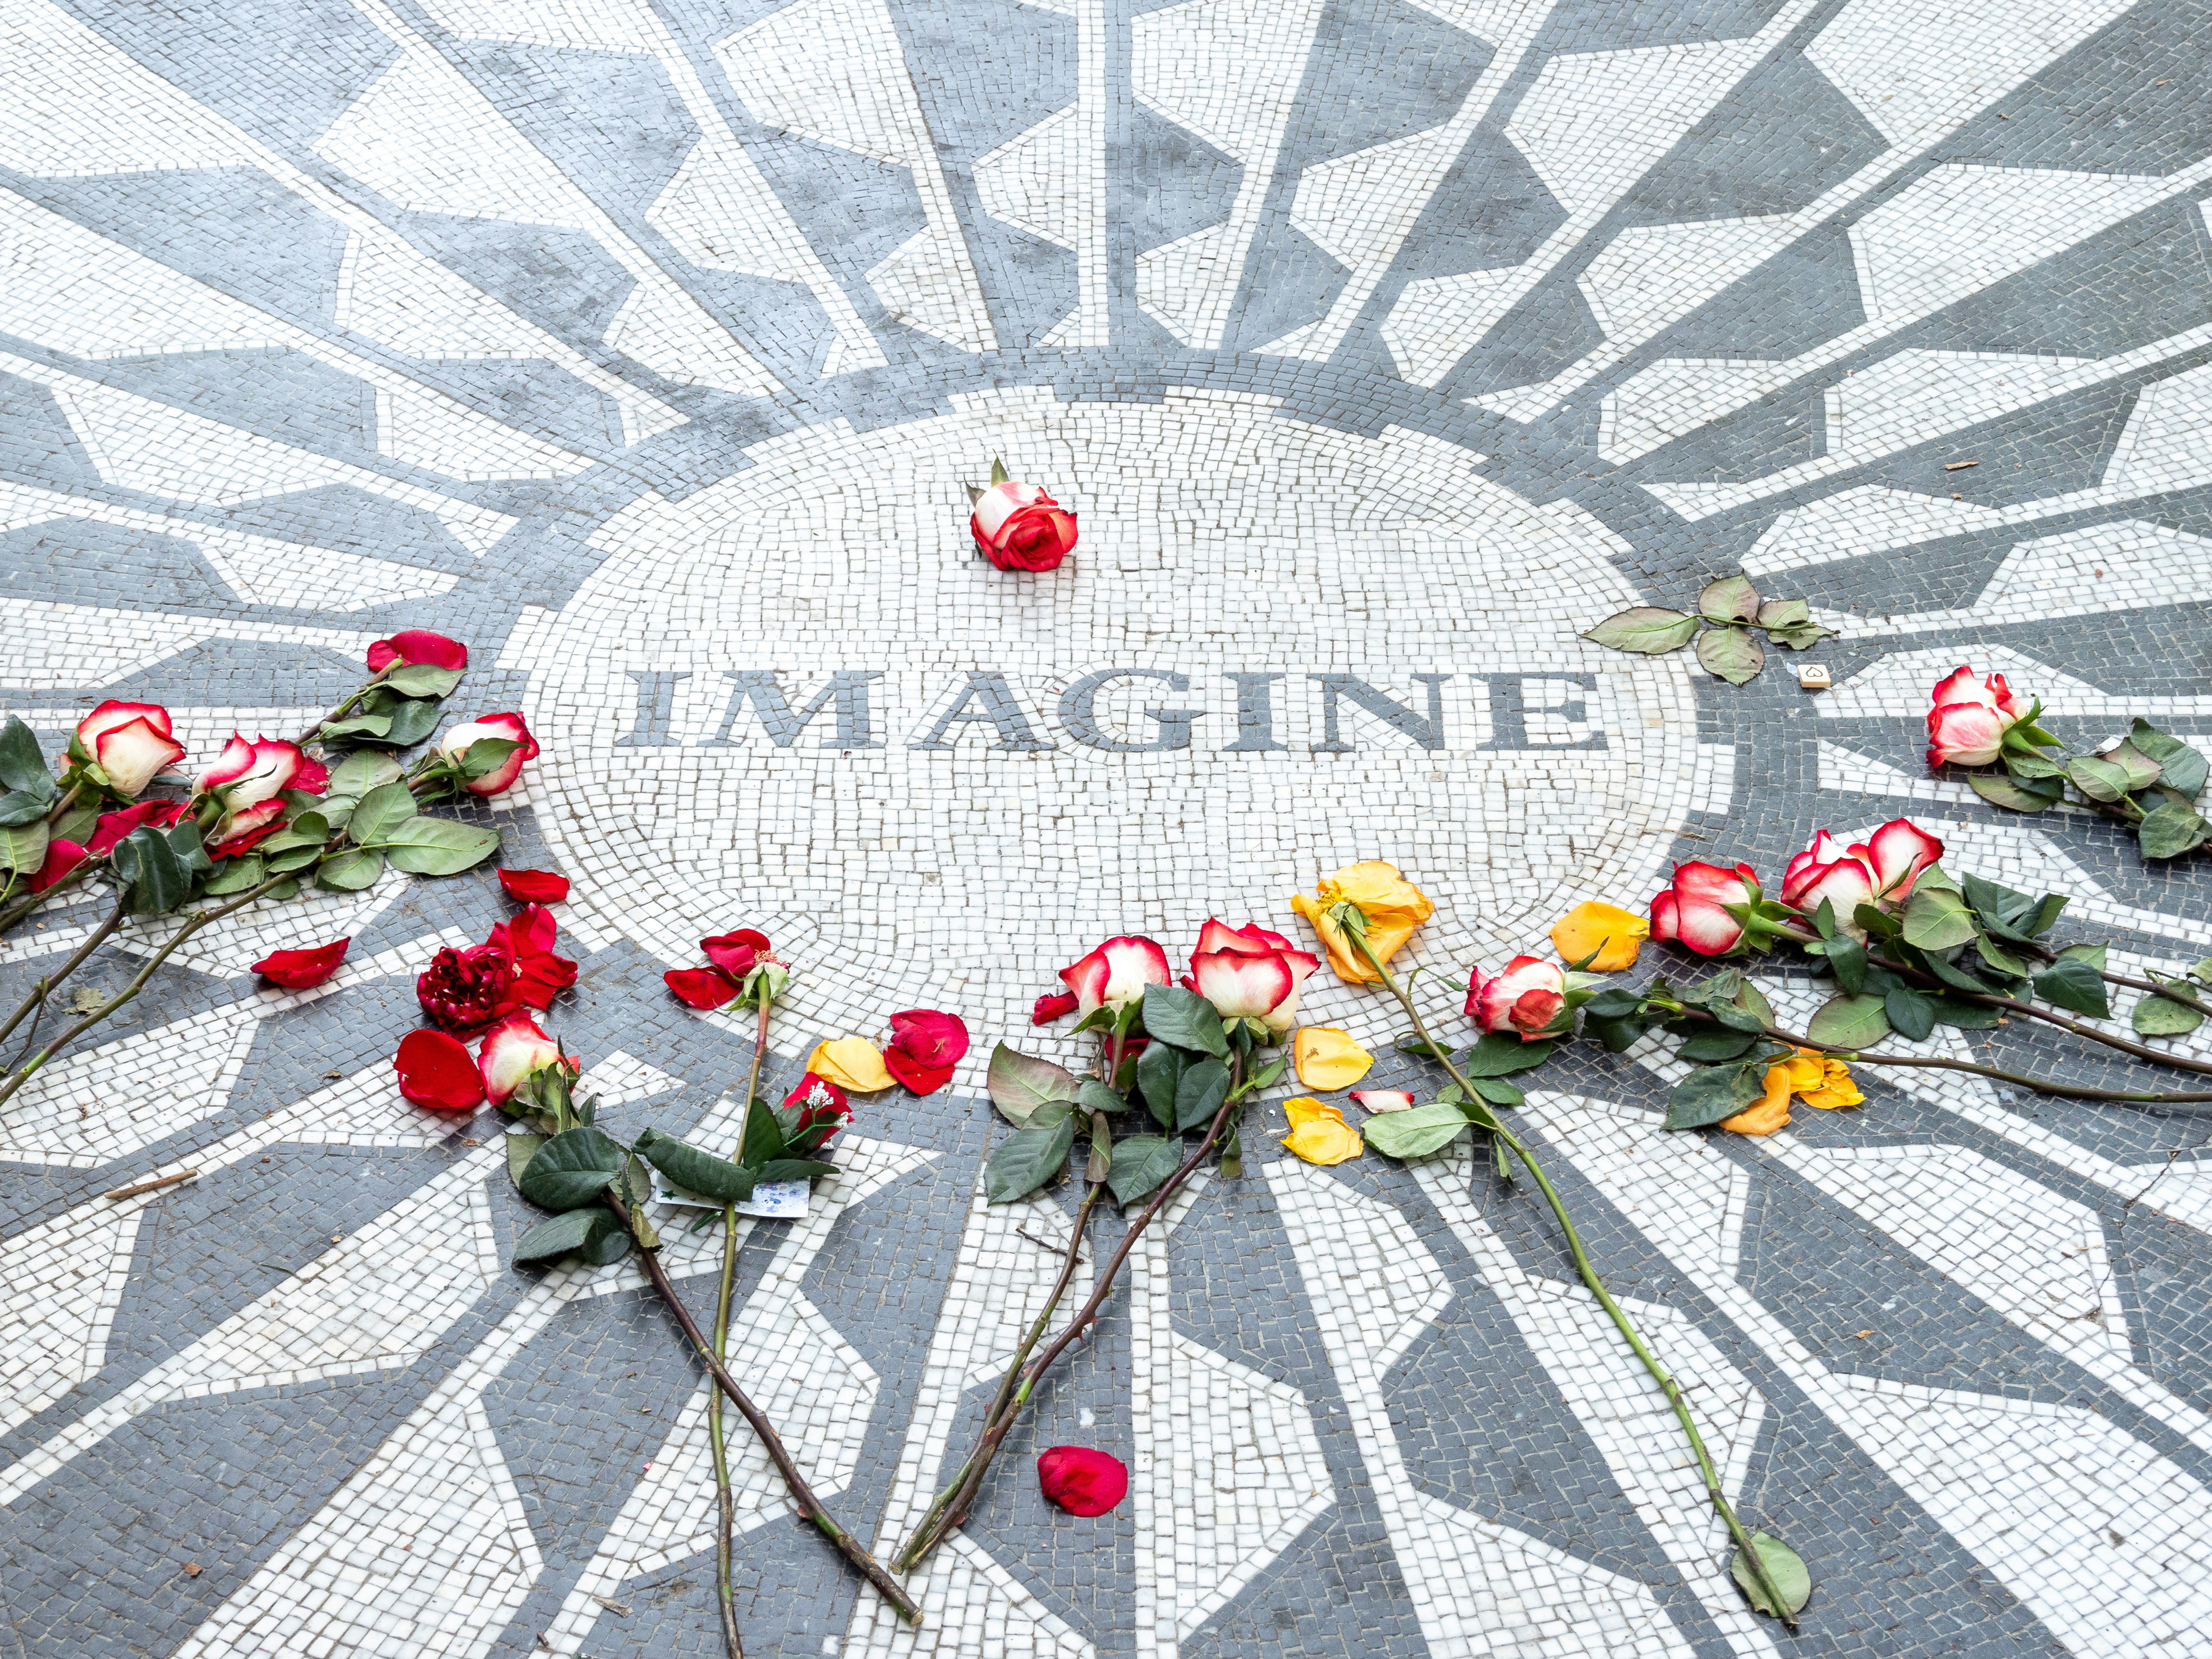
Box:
(1187, 919, 1319, 1034)
(1466, 956, 1567, 1040)
(437, 713, 538, 797)
(76, 700, 185, 799)
(489, 904, 576, 1011)
(478, 1012, 568, 1105)
(366, 629, 467, 674)
(972, 479, 1078, 573)
(1059, 936, 1171, 1017)
(1649, 861, 1761, 956)
(884, 1009, 970, 1094)
(253, 938, 351, 990)
(1926, 665, 2024, 768)
(395, 1029, 486, 1111)
(1291, 861, 1434, 984)
(1779, 819, 1943, 928)
(417, 939, 519, 1031)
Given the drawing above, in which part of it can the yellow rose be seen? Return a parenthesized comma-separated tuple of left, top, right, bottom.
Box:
(1290, 860, 1434, 984)
(1293, 1026, 1373, 1090)
(1549, 900, 1649, 973)
(805, 1036, 895, 1094)
(1721, 1049, 1860, 1135)
(1279, 1097, 1363, 1165)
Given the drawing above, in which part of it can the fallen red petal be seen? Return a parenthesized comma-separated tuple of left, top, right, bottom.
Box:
(1032, 990, 1079, 1024)
(395, 1029, 486, 1110)
(664, 967, 742, 1009)
(883, 1050, 957, 1095)
(1037, 1446, 1127, 1516)
(498, 868, 570, 904)
(252, 937, 351, 990)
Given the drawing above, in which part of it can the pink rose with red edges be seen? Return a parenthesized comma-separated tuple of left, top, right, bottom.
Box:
(195, 734, 328, 858)
(75, 701, 185, 799)
(1649, 861, 1763, 956)
(1927, 665, 2025, 768)
(435, 713, 537, 797)
(1186, 918, 1318, 1034)
(1779, 819, 1944, 932)
(1058, 935, 1171, 1017)
(1465, 956, 1567, 1040)
(971, 478, 1079, 572)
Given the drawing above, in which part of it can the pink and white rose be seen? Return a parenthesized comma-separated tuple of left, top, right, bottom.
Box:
(437, 712, 538, 797)
(1187, 918, 1320, 1033)
(75, 701, 184, 798)
(1649, 861, 1762, 956)
(1465, 956, 1567, 1040)
(478, 1012, 568, 1104)
(1779, 819, 1943, 926)
(1927, 665, 2024, 768)
(972, 480, 1078, 573)
(194, 735, 329, 810)
(1059, 935, 1171, 1016)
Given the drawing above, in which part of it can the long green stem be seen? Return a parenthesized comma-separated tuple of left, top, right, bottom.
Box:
(708, 997, 773, 1659)
(0, 857, 95, 935)
(1356, 934, 1799, 1627)
(0, 887, 129, 1054)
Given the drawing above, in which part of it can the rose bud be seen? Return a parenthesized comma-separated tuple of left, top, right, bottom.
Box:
(417, 939, 520, 1031)
(76, 701, 185, 799)
(395, 1029, 487, 1111)
(437, 712, 538, 797)
(87, 799, 192, 857)
(972, 478, 1079, 573)
(781, 1072, 853, 1155)
(883, 1008, 970, 1094)
(1926, 664, 2024, 768)
(1465, 956, 1567, 1041)
(194, 734, 329, 809)
(1188, 919, 1319, 1033)
(205, 798, 289, 859)
(1036, 1446, 1127, 1517)
(253, 938, 351, 990)
(26, 838, 88, 894)
(478, 1012, 568, 1105)
(1059, 936, 1171, 1017)
(488, 904, 576, 1011)
(1032, 990, 1079, 1024)
(1648, 861, 1761, 956)
(498, 868, 569, 904)
(366, 628, 468, 674)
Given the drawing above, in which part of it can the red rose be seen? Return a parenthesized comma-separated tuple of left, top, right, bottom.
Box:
(396, 1029, 486, 1111)
(1037, 1446, 1126, 1516)
(883, 1008, 969, 1094)
(780, 1072, 852, 1155)
(703, 928, 771, 975)
(498, 868, 570, 904)
(971, 480, 1078, 573)
(665, 967, 743, 1009)
(26, 838, 87, 894)
(489, 904, 576, 1011)
(367, 629, 468, 674)
(417, 939, 520, 1031)
(253, 938, 351, 990)
(88, 799, 192, 857)
(1032, 990, 1079, 1024)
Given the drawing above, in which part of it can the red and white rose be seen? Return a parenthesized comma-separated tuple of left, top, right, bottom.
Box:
(195, 736, 330, 857)
(1465, 956, 1567, 1040)
(1779, 819, 1944, 926)
(1187, 918, 1319, 1034)
(437, 712, 537, 797)
(1058, 935, 1171, 1017)
(1927, 665, 2024, 768)
(1649, 861, 1762, 956)
(75, 701, 185, 799)
(971, 479, 1079, 573)
(478, 1012, 570, 1105)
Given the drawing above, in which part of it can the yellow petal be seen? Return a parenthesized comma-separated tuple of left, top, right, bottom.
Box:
(805, 1036, 894, 1094)
(1718, 1095, 1791, 1136)
(1279, 1099, 1363, 1165)
(1283, 1096, 1336, 1128)
(1293, 1027, 1374, 1090)
(1549, 900, 1649, 973)
(1801, 1057, 1864, 1110)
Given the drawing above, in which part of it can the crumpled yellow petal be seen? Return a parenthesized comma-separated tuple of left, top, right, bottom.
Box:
(1718, 1094, 1792, 1136)
(1290, 860, 1434, 983)
(1280, 1097, 1363, 1165)
(1549, 900, 1650, 973)
(1800, 1056, 1864, 1111)
(1293, 1026, 1373, 1090)
(1723, 1048, 1862, 1134)
(805, 1036, 895, 1093)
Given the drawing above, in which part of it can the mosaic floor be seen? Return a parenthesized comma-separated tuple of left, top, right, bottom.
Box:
(4, 0, 2212, 1653)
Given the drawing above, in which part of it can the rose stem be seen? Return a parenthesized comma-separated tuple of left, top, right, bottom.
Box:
(1674, 1005, 2212, 1106)
(0, 872, 298, 1108)
(0, 856, 96, 935)
(898, 1052, 1244, 1572)
(0, 885, 129, 1055)
(602, 1187, 922, 1624)
(710, 997, 774, 1659)
(44, 782, 82, 824)
(892, 1019, 1128, 1573)
(1353, 933, 1799, 1627)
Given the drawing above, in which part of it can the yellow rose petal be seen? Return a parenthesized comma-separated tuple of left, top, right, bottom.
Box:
(1291, 860, 1434, 984)
(805, 1036, 894, 1094)
(1549, 900, 1650, 973)
(1801, 1056, 1864, 1111)
(1718, 1095, 1791, 1136)
(1279, 1098, 1363, 1165)
(1293, 1026, 1373, 1090)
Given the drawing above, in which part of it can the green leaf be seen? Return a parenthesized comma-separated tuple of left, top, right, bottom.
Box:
(382, 817, 501, 875)
(0, 819, 49, 875)
(1582, 986, 1642, 1018)
(633, 1125, 757, 1204)
(512, 1205, 629, 1265)
(987, 1041, 1082, 1127)
(1695, 626, 1765, 686)
(318, 714, 394, 740)
(2059, 942, 2108, 970)
(1235, 1056, 1287, 1099)
(316, 847, 386, 891)
(264, 844, 323, 874)
(1699, 574, 1761, 623)
(1731, 1532, 1811, 1619)
(1806, 994, 1891, 1049)
(1884, 986, 1936, 1042)
(1825, 935, 1868, 995)
(2065, 755, 2134, 803)
(112, 825, 193, 914)
(1107, 1134, 1181, 1205)
(1665, 1063, 1765, 1130)
(1900, 885, 1977, 951)
(2032, 957, 2110, 1020)
(505, 1132, 546, 1188)
(1678, 1027, 1760, 1062)
(1140, 983, 1229, 1057)
(1363, 1102, 1475, 1160)
(369, 697, 442, 748)
(327, 750, 404, 799)
(1134, 1042, 1187, 1130)
(2139, 800, 2210, 860)
(1968, 771, 2062, 812)
(0, 789, 50, 827)
(202, 854, 265, 895)
(2131, 720, 2208, 799)
(348, 781, 417, 845)
(518, 1126, 628, 1210)
(757, 1158, 837, 1184)
(986, 1115, 1076, 1203)
(0, 716, 53, 795)
(1396, 1035, 1451, 1059)
(2133, 985, 2206, 1037)
(1852, 902, 1901, 941)
(1929, 998, 2002, 1029)
(1754, 597, 1809, 630)
(1459, 1034, 1555, 1077)
(458, 737, 521, 781)
(382, 663, 465, 698)
(1584, 1013, 1649, 1052)
(739, 1100, 787, 1169)
(1466, 1076, 1524, 1108)
(1174, 1057, 1232, 1132)
(1582, 607, 1700, 654)
(1975, 934, 2029, 979)
(2103, 738, 2165, 794)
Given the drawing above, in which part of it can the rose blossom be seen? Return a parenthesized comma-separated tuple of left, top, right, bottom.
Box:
(1186, 919, 1319, 1034)
(205, 799, 288, 859)
(478, 1012, 568, 1105)
(971, 479, 1079, 573)
(194, 734, 329, 808)
(703, 929, 772, 975)
(884, 1009, 970, 1094)
(1649, 861, 1761, 956)
(395, 1029, 486, 1110)
(1779, 819, 1944, 925)
(417, 939, 519, 1031)
(665, 928, 782, 1010)
(366, 629, 467, 674)
(498, 868, 569, 903)
(437, 712, 537, 796)
(781, 1072, 852, 1155)
(1059, 935, 1171, 1017)
(1465, 956, 1567, 1040)
(76, 701, 185, 799)
(253, 938, 350, 990)
(1927, 665, 2024, 768)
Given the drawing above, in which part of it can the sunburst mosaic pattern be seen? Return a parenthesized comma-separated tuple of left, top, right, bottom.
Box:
(3, 1, 2212, 1655)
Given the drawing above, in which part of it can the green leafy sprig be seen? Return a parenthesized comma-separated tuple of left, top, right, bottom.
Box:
(1584, 574, 1835, 686)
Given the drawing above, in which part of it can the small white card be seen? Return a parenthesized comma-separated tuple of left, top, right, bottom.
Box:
(650, 1170, 810, 1220)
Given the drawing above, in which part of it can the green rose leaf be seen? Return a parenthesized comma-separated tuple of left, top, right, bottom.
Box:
(458, 738, 521, 782)
(633, 1125, 758, 1204)
(1140, 983, 1229, 1057)
(1174, 1057, 1232, 1132)
(1883, 986, 1936, 1042)
(1678, 1027, 1760, 1063)
(382, 817, 501, 876)
(318, 713, 394, 741)
(316, 848, 387, 891)
(1582, 607, 1700, 654)
(1584, 1013, 1649, 1052)
(2138, 800, 2210, 860)
(1698, 574, 1761, 623)
(348, 781, 417, 845)
(2065, 755, 2133, 803)
(1362, 1102, 1475, 1161)
(1900, 884, 1977, 951)
(1825, 935, 1869, 995)
(1465, 1076, 1525, 1108)
(1694, 626, 1765, 686)
(0, 789, 51, 828)
(203, 854, 265, 895)
(1928, 998, 2002, 1029)
(1754, 597, 1809, 630)
(2133, 985, 2206, 1037)
(1134, 1042, 1187, 1130)
(987, 1041, 1082, 1127)
(2104, 738, 2164, 794)
(112, 824, 194, 915)
(739, 1099, 787, 1169)
(327, 750, 405, 800)
(505, 1131, 546, 1188)
(512, 1205, 629, 1265)
(1805, 993, 1891, 1049)
(0, 820, 50, 876)
(518, 1125, 628, 1210)
(1106, 1134, 1182, 1206)
(1665, 1063, 1765, 1130)
(0, 716, 54, 795)
(382, 663, 465, 699)
(1731, 1531, 1812, 1619)
(2131, 719, 2209, 799)
(1459, 1034, 1555, 1077)
(985, 1114, 1076, 1203)
(2032, 956, 2110, 1020)
(757, 1158, 838, 1184)
(1968, 771, 2063, 813)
